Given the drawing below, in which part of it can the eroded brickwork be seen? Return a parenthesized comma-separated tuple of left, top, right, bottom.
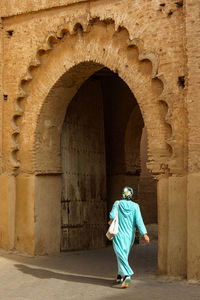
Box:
(0, 0, 186, 176)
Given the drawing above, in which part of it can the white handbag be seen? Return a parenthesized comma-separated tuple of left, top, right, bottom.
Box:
(106, 201, 119, 240)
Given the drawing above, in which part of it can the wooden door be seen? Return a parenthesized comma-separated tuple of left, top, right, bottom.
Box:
(60, 79, 107, 251)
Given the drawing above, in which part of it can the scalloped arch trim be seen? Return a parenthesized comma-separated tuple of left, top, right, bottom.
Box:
(11, 17, 173, 176)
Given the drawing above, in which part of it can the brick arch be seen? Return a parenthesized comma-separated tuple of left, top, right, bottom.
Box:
(11, 18, 172, 176)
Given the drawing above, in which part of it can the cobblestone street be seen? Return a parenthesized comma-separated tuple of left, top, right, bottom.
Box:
(0, 241, 199, 300)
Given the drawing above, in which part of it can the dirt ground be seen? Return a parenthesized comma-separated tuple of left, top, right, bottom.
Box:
(0, 240, 199, 300)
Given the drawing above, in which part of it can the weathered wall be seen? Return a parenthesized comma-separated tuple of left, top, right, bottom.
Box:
(1, 0, 87, 17)
(125, 103, 158, 225)
(185, 0, 200, 281)
(138, 128, 157, 225)
(15, 174, 61, 255)
(15, 175, 35, 254)
(0, 13, 5, 248)
(1, 0, 186, 175)
(0, 17, 2, 173)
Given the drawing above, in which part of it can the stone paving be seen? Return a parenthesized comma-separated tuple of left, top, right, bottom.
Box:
(0, 241, 199, 300)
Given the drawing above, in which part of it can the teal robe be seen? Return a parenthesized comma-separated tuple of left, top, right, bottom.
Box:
(109, 200, 147, 277)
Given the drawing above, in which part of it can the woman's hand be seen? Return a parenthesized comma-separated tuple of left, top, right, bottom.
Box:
(143, 234, 150, 244)
(108, 219, 113, 225)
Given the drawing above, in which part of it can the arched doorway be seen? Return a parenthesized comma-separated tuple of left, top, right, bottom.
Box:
(12, 18, 179, 275)
(60, 67, 157, 251)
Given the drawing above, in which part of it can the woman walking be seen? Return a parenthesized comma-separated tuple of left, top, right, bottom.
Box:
(109, 186, 150, 288)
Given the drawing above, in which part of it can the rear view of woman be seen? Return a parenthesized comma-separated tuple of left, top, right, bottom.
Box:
(109, 186, 150, 288)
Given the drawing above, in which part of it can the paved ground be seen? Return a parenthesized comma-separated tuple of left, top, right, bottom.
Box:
(0, 240, 200, 300)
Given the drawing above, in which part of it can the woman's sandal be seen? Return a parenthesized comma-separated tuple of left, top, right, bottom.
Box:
(116, 274, 123, 284)
(121, 276, 131, 288)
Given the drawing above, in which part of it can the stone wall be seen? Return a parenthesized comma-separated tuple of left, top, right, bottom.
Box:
(138, 128, 157, 225)
(185, 0, 200, 281)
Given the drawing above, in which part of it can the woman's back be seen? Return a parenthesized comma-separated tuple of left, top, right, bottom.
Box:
(118, 200, 137, 237)
(110, 199, 147, 240)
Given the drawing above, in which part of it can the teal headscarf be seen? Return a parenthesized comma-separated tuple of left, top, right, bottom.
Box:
(122, 186, 134, 200)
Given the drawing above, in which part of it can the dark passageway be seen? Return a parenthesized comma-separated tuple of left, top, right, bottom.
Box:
(60, 68, 157, 251)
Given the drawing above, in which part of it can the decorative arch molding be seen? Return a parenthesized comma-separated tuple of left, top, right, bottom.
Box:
(11, 17, 173, 177)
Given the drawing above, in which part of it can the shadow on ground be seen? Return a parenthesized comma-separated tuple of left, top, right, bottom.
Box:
(14, 264, 114, 287)
(1, 241, 200, 300)
(1, 241, 158, 279)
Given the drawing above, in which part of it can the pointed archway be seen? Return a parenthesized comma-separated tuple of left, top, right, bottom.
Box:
(9, 18, 187, 278)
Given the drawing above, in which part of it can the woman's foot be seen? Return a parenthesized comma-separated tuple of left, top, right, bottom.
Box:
(116, 274, 123, 284)
(121, 276, 131, 288)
